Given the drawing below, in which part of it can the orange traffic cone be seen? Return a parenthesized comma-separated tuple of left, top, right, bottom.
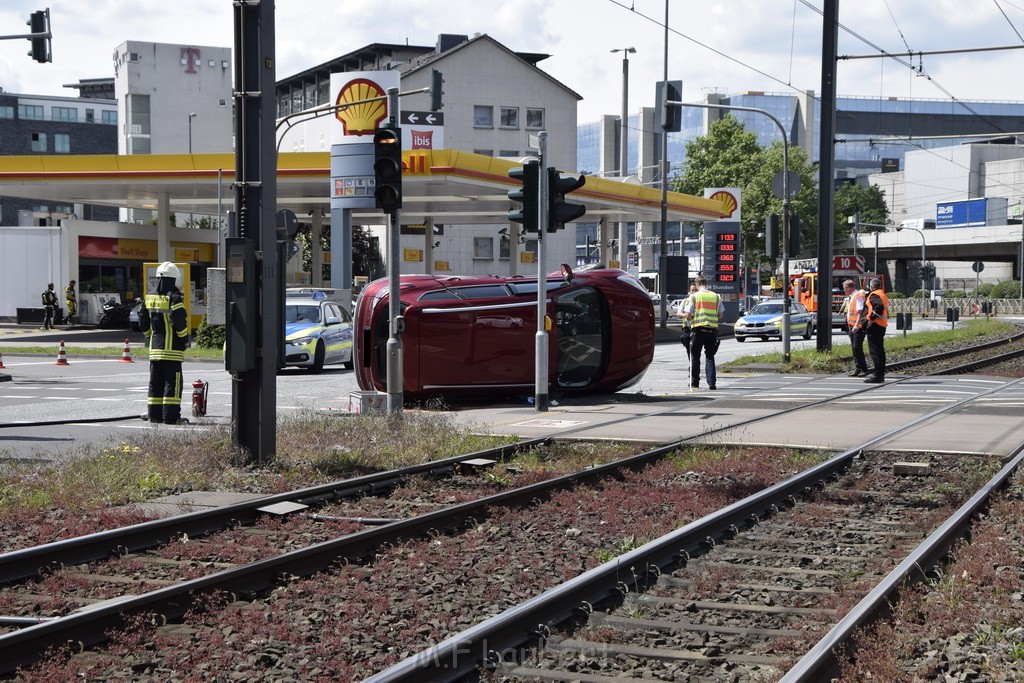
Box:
(120, 338, 134, 363)
(55, 340, 69, 366)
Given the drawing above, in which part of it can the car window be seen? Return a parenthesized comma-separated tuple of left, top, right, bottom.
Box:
(793, 303, 808, 314)
(286, 304, 320, 323)
(452, 285, 511, 299)
(506, 281, 567, 296)
(419, 289, 463, 302)
(748, 304, 783, 316)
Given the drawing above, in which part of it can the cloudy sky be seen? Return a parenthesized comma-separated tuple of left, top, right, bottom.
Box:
(1, 0, 1022, 123)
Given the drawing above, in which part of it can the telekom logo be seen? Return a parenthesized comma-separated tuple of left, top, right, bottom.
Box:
(181, 47, 201, 74)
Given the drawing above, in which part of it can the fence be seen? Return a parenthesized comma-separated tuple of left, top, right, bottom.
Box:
(888, 298, 1024, 317)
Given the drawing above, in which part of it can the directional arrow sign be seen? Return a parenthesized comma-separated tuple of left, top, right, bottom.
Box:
(401, 111, 445, 126)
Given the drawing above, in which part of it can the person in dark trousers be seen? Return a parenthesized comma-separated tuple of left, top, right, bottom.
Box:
(139, 262, 191, 424)
(842, 279, 869, 377)
(683, 275, 724, 391)
(64, 280, 77, 326)
(862, 276, 889, 384)
(41, 283, 58, 329)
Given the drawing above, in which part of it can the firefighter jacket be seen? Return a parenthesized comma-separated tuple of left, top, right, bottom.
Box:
(864, 288, 889, 328)
(140, 289, 190, 361)
(64, 286, 77, 314)
(42, 289, 57, 307)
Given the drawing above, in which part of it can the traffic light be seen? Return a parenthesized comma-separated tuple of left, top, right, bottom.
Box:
(547, 168, 586, 232)
(787, 214, 801, 257)
(765, 214, 780, 259)
(507, 161, 540, 233)
(27, 9, 51, 64)
(657, 80, 682, 132)
(920, 263, 936, 280)
(430, 69, 444, 112)
(373, 125, 402, 213)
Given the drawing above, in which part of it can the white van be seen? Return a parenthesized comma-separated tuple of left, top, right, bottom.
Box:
(899, 218, 936, 230)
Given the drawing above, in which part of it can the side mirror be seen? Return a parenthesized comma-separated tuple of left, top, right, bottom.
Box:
(326, 316, 341, 326)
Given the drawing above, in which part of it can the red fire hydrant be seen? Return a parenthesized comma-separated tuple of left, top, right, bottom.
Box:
(191, 379, 209, 418)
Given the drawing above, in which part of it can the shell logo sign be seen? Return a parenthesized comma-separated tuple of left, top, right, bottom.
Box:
(334, 78, 388, 136)
(704, 187, 742, 222)
(708, 191, 738, 217)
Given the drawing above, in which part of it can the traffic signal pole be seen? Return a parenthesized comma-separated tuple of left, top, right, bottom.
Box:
(381, 88, 405, 415)
(535, 132, 550, 412)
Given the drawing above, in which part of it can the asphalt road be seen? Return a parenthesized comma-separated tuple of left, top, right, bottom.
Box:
(0, 317, 970, 461)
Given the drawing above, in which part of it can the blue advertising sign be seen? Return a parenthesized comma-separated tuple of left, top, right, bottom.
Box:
(936, 199, 986, 228)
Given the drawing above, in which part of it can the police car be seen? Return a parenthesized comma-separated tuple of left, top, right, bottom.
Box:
(733, 299, 815, 342)
(283, 291, 354, 372)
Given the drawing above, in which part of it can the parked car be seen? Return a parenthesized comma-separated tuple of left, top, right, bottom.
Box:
(129, 300, 143, 331)
(352, 267, 655, 400)
(283, 292, 354, 372)
(734, 300, 815, 342)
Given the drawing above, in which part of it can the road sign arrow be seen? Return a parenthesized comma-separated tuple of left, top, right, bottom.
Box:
(425, 114, 436, 124)
(407, 113, 419, 123)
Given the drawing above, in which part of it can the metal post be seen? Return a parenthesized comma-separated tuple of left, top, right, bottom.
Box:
(897, 224, 926, 317)
(535, 131, 549, 412)
(188, 112, 196, 153)
(384, 88, 403, 415)
(611, 47, 635, 272)
(658, 1, 669, 328)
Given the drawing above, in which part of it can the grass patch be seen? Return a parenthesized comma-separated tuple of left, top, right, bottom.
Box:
(0, 412, 514, 512)
(723, 319, 1014, 374)
(0, 344, 223, 359)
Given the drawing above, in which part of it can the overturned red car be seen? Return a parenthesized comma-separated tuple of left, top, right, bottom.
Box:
(353, 266, 655, 400)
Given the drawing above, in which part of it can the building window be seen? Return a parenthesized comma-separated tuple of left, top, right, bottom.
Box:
(30, 132, 47, 152)
(473, 105, 493, 128)
(500, 106, 519, 129)
(473, 149, 493, 157)
(85, 108, 95, 123)
(0, 105, 13, 119)
(473, 236, 494, 260)
(18, 105, 43, 120)
(219, 98, 227, 107)
(54, 134, 70, 153)
(499, 234, 511, 259)
(526, 108, 544, 129)
(499, 150, 518, 158)
(52, 107, 78, 122)
(128, 52, 141, 62)
(101, 110, 118, 125)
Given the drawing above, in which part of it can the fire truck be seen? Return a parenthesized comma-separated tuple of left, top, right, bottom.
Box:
(787, 270, 885, 330)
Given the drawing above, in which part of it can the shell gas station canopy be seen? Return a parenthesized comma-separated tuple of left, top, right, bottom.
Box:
(0, 149, 728, 225)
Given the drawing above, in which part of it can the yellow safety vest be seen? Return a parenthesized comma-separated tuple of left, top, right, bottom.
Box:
(691, 289, 720, 329)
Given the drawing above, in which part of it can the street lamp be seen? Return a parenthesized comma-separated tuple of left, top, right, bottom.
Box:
(610, 47, 635, 270)
(188, 112, 197, 154)
(895, 223, 927, 316)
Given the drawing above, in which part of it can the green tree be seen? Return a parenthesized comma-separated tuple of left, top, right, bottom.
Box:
(833, 182, 890, 244)
(676, 115, 817, 267)
(297, 223, 384, 284)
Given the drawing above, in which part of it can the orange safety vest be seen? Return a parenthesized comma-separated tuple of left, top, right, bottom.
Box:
(847, 290, 866, 329)
(864, 288, 889, 328)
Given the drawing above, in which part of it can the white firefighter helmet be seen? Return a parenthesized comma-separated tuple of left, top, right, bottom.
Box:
(156, 261, 181, 279)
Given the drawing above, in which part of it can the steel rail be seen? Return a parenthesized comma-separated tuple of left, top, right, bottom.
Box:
(0, 437, 549, 586)
(887, 329, 1024, 373)
(781, 439, 1024, 682)
(365, 376, 1024, 683)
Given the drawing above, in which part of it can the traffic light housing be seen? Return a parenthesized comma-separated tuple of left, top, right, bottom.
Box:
(657, 80, 682, 132)
(547, 168, 586, 232)
(507, 161, 540, 234)
(27, 9, 51, 64)
(787, 214, 801, 257)
(373, 125, 402, 213)
(430, 69, 444, 112)
(765, 214, 780, 259)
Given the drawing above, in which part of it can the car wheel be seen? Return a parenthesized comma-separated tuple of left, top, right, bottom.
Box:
(309, 341, 325, 374)
(343, 350, 354, 370)
(802, 323, 812, 339)
(736, 336, 746, 342)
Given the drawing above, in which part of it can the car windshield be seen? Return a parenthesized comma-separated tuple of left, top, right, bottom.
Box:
(285, 304, 320, 324)
(748, 304, 784, 316)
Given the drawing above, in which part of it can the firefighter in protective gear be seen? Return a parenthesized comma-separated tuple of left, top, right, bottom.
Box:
(42, 283, 58, 329)
(862, 276, 889, 384)
(64, 280, 77, 325)
(139, 262, 191, 424)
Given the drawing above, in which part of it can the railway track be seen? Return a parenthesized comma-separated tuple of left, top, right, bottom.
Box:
(2, 349, 1023, 678)
(369, 377, 1024, 682)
